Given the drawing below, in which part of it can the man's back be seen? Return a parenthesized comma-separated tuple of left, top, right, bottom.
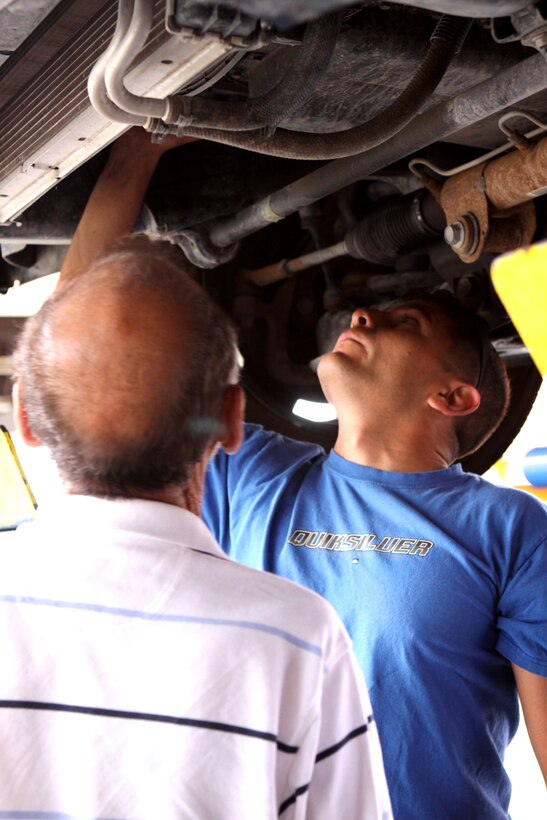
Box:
(204, 424, 547, 819)
(0, 494, 391, 818)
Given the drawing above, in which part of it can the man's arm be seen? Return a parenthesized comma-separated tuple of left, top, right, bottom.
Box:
(512, 663, 547, 783)
(59, 128, 195, 288)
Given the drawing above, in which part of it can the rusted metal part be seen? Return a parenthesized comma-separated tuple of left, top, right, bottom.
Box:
(484, 135, 547, 208)
(413, 171, 443, 199)
(502, 128, 533, 152)
(439, 164, 490, 262)
(438, 135, 547, 262)
(484, 203, 536, 253)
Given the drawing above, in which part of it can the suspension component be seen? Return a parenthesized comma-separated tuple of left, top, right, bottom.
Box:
(244, 189, 445, 287)
(344, 189, 445, 265)
(434, 131, 547, 262)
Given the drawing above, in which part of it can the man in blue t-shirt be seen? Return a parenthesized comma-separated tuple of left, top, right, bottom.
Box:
(203, 298, 547, 819)
(61, 133, 546, 819)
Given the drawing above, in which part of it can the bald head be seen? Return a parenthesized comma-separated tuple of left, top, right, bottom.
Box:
(50, 266, 194, 453)
(14, 238, 239, 496)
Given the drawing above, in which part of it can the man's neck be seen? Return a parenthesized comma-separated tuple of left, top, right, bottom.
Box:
(66, 485, 202, 516)
(142, 457, 208, 515)
(65, 459, 207, 517)
(333, 417, 453, 472)
(134, 484, 202, 516)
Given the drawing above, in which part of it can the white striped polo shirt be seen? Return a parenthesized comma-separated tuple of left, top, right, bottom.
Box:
(0, 495, 391, 819)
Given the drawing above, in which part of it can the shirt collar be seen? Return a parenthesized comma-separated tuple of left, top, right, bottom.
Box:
(325, 449, 465, 486)
(22, 493, 228, 561)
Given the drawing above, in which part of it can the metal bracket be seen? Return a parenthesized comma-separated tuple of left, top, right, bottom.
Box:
(439, 159, 537, 263)
(165, 0, 273, 49)
(493, 6, 547, 56)
(440, 164, 489, 262)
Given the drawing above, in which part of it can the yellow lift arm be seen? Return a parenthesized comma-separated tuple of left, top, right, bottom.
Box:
(492, 242, 547, 378)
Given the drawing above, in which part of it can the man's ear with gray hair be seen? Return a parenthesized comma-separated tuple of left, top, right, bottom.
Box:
(12, 381, 42, 448)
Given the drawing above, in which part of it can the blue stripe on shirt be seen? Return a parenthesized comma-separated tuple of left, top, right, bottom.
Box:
(0, 814, 126, 820)
(0, 594, 323, 658)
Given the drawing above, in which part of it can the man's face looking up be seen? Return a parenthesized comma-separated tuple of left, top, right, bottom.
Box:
(317, 300, 459, 418)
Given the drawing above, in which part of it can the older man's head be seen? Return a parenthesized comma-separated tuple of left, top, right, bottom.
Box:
(13, 237, 240, 497)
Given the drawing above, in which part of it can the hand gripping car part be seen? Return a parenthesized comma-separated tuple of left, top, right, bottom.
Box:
(491, 241, 547, 376)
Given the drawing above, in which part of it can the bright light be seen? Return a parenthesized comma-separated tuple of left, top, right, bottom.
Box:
(0, 273, 58, 317)
(292, 399, 337, 423)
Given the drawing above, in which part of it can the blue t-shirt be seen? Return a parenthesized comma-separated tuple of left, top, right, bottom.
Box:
(203, 424, 547, 820)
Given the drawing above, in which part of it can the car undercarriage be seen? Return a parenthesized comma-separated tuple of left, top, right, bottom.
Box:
(1, 0, 546, 471)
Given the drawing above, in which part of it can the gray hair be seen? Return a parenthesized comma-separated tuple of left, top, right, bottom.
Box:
(13, 235, 240, 496)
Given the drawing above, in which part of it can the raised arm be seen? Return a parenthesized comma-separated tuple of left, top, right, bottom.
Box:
(58, 128, 195, 288)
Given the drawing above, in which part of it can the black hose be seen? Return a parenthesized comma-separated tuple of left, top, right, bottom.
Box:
(178, 15, 472, 160)
(178, 13, 341, 132)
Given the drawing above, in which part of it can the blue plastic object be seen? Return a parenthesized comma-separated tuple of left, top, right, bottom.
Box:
(523, 447, 547, 487)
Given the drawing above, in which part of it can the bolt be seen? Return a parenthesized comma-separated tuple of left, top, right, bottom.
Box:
(444, 221, 467, 249)
(456, 275, 476, 300)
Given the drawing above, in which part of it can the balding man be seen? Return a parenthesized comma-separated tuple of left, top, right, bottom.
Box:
(0, 133, 392, 818)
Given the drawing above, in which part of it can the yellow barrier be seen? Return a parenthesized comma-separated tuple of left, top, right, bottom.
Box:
(0, 426, 36, 529)
(491, 243, 547, 377)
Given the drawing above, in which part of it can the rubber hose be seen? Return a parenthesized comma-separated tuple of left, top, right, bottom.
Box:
(345, 190, 445, 265)
(179, 13, 341, 132)
(179, 16, 472, 160)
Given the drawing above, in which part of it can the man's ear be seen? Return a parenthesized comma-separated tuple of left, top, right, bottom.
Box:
(217, 384, 245, 454)
(427, 380, 481, 418)
(12, 381, 42, 448)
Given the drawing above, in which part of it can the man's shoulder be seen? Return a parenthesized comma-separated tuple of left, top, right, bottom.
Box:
(242, 423, 326, 456)
(458, 473, 547, 549)
(208, 544, 349, 651)
(469, 473, 547, 515)
(207, 423, 328, 489)
(221, 545, 343, 615)
(238, 423, 328, 473)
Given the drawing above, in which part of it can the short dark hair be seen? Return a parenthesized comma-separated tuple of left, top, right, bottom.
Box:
(401, 292, 511, 461)
(13, 235, 240, 497)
